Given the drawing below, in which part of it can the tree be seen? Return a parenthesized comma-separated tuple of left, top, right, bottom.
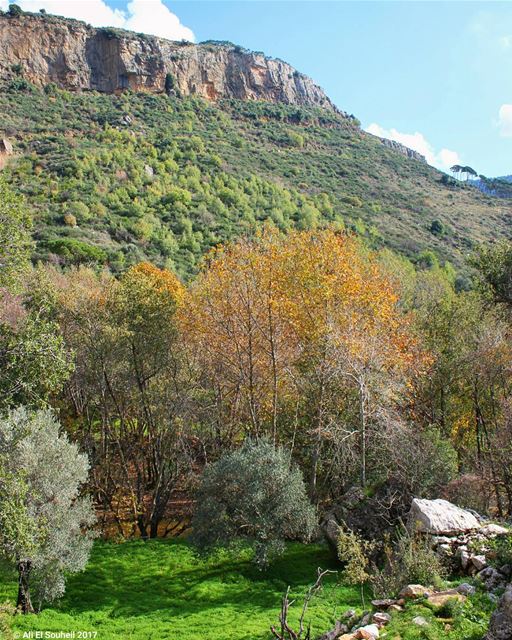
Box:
(0, 408, 95, 613)
(450, 164, 463, 181)
(44, 263, 192, 537)
(0, 177, 32, 291)
(185, 230, 419, 497)
(0, 286, 72, 412)
(472, 242, 512, 308)
(191, 440, 316, 567)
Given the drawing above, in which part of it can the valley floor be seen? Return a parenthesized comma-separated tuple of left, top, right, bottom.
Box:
(0, 540, 359, 640)
(0, 539, 496, 640)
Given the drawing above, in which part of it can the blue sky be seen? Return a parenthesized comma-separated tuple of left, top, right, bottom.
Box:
(6, 1, 512, 176)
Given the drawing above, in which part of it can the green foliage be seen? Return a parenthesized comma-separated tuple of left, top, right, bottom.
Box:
(0, 84, 502, 277)
(337, 527, 373, 587)
(337, 527, 374, 606)
(192, 441, 317, 567)
(383, 590, 494, 640)
(0, 177, 32, 291)
(45, 238, 107, 265)
(372, 529, 446, 598)
(0, 469, 41, 562)
(430, 219, 446, 236)
(472, 241, 512, 307)
(0, 296, 72, 411)
(476, 533, 512, 568)
(0, 408, 95, 609)
(0, 540, 359, 639)
(7, 4, 23, 17)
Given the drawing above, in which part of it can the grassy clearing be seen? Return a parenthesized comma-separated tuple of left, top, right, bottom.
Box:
(0, 540, 360, 640)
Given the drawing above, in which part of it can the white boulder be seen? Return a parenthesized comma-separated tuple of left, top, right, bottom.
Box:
(409, 498, 481, 534)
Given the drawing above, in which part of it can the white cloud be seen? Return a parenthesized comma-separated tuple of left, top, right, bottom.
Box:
(498, 104, 512, 137)
(0, 0, 195, 41)
(124, 0, 194, 42)
(365, 123, 461, 172)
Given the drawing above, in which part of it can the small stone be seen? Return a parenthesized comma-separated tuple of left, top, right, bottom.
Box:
(480, 523, 509, 537)
(412, 616, 429, 627)
(500, 564, 512, 579)
(343, 609, 357, 619)
(388, 604, 403, 612)
(460, 550, 471, 570)
(427, 591, 466, 607)
(456, 583, 476, 596)
(355, 624, 380, 639)
(471, 554, 487, 571)
(358, 613, 371, 627)
(372, 612, 391, 625)
(399, 584, 432, 599)
(371, 599, 396, 609)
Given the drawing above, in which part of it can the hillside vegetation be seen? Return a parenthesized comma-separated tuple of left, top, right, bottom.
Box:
(1, 82, 508, 277)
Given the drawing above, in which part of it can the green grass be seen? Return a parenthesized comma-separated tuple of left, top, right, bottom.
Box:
(383, 591, 495, 640)
(0, 540, 360, 640)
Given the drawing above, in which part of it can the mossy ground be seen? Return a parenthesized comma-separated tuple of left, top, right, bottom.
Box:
(383, 590, 495, 640)
(0, 540, 360, 640)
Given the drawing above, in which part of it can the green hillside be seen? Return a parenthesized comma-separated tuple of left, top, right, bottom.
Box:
(1, 81, 509, 277)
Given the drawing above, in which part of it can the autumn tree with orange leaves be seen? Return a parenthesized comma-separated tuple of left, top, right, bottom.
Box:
(184, 230, 422, 496)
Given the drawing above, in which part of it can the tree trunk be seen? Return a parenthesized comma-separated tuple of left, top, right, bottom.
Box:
(17, 560, 34, 614)
(358, 381, 367, 488)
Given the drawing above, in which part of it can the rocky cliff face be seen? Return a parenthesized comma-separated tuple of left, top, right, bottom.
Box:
(379, 137, 427, 163)
(0, 12, 336, 111)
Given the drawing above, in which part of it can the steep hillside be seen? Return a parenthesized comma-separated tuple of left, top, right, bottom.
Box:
(0, 12, 509, 277)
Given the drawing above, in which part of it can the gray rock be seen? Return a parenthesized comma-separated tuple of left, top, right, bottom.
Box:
(485, 584, 512, 639)
(472, 554, 488, 570)
(409, 498, 481, 535)
(480, 524, 510, 537)
(457, 583, 476, 596)
(501, 565, 512, 580)
(412, 616, 429, 627)
(372, 612, 391, 625)
(357, 624, 379, 638)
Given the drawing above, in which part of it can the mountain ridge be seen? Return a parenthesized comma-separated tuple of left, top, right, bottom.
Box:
(0, 11, 338, 111)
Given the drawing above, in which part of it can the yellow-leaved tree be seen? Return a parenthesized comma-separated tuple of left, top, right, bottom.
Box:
(184, 229, 421, 495)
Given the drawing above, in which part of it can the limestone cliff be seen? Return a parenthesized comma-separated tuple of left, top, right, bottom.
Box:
(379, 137, 427, 164)
(0, 12, 336, 111)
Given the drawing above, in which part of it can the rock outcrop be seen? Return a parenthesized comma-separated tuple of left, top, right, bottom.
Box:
(378, 138, 427, 164)
(485, 585, 512, 640)
(409, 498, 481, 534)
(0, 12, 336, 111)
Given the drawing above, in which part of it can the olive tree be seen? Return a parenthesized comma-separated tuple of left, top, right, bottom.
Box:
(192, 441, 317, 567)
(0, 408, 95, 613)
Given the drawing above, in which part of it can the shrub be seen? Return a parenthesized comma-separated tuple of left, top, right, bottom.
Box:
(477, 533, 512, 568)
(430, 219, 446, 236)
(372, 528, 446, 598)
(191, 440, 317, 567)
(63, 213, 77, 227)
(337, 527, 374, 605)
